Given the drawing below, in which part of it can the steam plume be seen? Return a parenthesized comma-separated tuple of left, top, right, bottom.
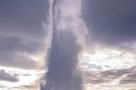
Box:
(41, 0, 88, 90)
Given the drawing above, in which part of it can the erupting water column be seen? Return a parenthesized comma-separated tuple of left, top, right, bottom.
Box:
(41, 0, 87, 90)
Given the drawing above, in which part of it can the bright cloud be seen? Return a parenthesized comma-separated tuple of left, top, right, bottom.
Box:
(80, 45, 136, 90)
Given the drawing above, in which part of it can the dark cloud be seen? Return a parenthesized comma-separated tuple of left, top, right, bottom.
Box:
(83, 0, 136, 46)
(85, 67, 136, 84)
(0, 0, 49, 69)
(0, 0, 49, 39)
(120, 70, 136, 84)
(0, 36, 40, 70)
(0, 36, 43, 54)
(0, 36, 38, 69)
(0, 69, 18, 82)
(0, 52, 36, 69)
(21, 85, 39, 89)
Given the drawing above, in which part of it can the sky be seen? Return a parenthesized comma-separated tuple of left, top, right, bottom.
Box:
(0, 0, 136, 90)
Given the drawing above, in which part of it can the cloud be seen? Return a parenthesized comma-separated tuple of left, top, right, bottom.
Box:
(0, 27, 42, 70)
(85, 67, 136, 84)
(0, 0, 50, 69)
(0, 36, 43, 54)
(120, 68, 136, 84)
(0, 0, 50, 89)
(0, 0, 49, 40)
(0, 53, 37, 69)
(83, 0, 136, 47)
(0, 69, 18, 82)
(21, 85, 39, 90)
(0, 36, 39, 69)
